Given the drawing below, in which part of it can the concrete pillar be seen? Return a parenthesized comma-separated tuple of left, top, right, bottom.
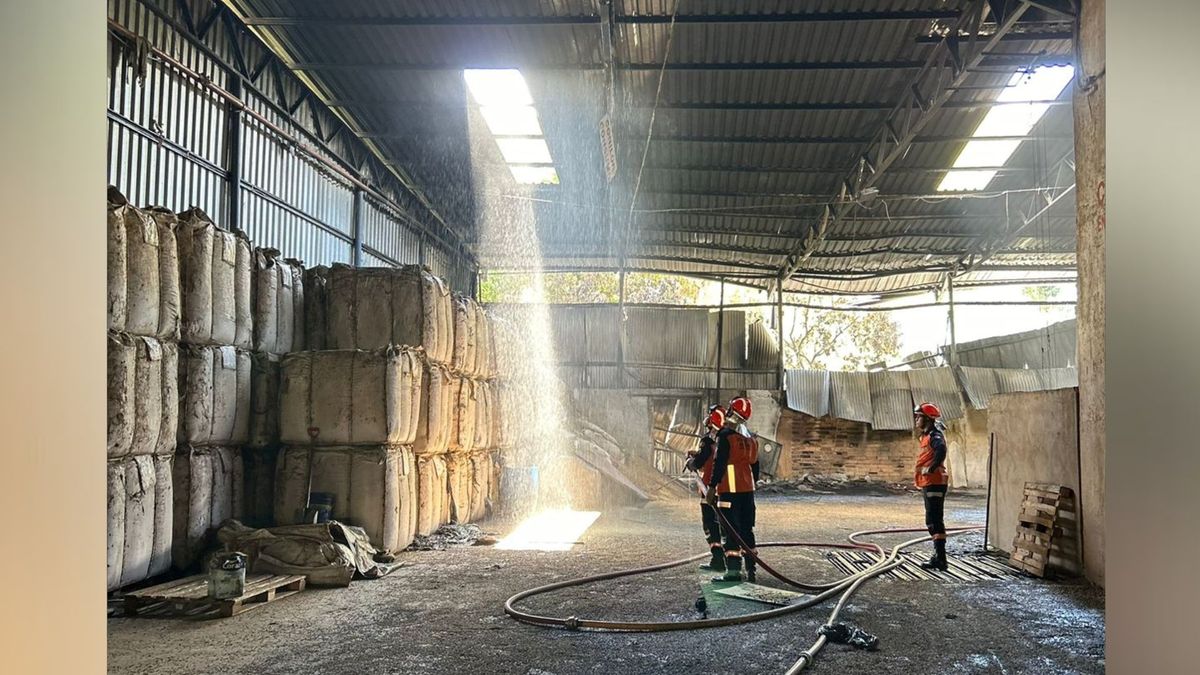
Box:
(1073, 0, 1106, 588)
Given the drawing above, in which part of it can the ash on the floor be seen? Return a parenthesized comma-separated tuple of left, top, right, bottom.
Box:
(756, 474, 917, 496)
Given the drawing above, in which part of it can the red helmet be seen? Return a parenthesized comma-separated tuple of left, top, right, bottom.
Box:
(913, 402, 941, 419)
(705, 408, 726, 431)
(728, 397, 752, 422)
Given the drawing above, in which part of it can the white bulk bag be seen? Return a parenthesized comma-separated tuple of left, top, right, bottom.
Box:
(279, 348, 423, 446)
(248, 352, 281, 449)
(177, 209, 252, 347)
(107, 332, 136, 458)
(179, 345, 252, 446)
(275, 445, 416, 554)
(413, 362, 455, 456)
(173, 446, 243, 570)
(324, 265, 454, 361)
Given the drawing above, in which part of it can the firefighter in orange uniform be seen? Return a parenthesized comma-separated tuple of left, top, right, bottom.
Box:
(913, 402, 950, 570)
(686, 405, 726, 572)
(705, 397, 760, 582)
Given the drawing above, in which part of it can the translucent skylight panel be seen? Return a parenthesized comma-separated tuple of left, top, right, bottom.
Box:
(952, 139, 1023, 168)
(939, 169, 1000, 192)
(479, 105, 544, 136)
(496, 138, 552, 164)
(509, 166, 560, 184)
(463, 69, 532, 106)
(937, 66, 1075, 192)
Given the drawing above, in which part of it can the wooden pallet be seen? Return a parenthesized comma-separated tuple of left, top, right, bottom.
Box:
(123, 573, 306, 619)
(1010, 483, 1071, 577)
(825, 550, 1025, 583)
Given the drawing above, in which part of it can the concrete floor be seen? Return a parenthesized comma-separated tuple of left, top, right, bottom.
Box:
(108, 491, 1104, 674)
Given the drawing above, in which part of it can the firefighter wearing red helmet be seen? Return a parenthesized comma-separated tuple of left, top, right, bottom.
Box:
(914, 401, 950, 570)
(704, 396, 760, 582)
(686, 405, 727, 572)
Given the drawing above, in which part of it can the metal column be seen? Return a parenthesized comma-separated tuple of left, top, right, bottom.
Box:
(947, 274, 959, 368)
(716, 278, 725, 394)
(350, 188, 364, 267)
(225, 77, 242, 233)
(618, 266, 627, 388)
(776, 277, 786, 390)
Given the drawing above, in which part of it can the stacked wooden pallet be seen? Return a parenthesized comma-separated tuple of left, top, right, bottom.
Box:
(1010, 482, 1071, 577)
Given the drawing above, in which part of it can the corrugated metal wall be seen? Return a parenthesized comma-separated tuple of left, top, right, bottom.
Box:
(487, 303, 782, 390)
(106, 0, 475, 290)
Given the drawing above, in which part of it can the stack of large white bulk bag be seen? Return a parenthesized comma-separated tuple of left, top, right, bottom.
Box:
(243, 248, 306, 529)
(172, 207, 254, 570)
(274, 348, 423, 554)
(274, 446, 418, 555)
(172, 446, 244, 569)
(253, 249, 305, 354)
(278, 349, 422, 447)
(303, 266, 331, 350)
(176, 209, 252, 349)
(107, 188, 182, 590)
(312, 265, 454, 363)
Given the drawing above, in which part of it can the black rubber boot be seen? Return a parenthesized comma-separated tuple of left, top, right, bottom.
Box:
(744, 550, 757, 583)
(920, 539, 948, 571)
(713, 554, 742, 583)
(699, 546, 726, 572)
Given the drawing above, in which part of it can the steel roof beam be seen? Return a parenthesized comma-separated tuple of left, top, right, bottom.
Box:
(287, 54, 1067, 73)
(322, 98, 1070, 112)
(623, 133, 1073, 145)
(617, 11, 962, 24)
(242, 16, 604, 27)
(638, 163, 1049, 175)
(776, 0, 1040, 290)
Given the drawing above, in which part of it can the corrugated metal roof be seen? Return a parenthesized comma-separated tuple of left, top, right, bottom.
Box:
(905, 367, 964, 420)
(829, 371, 872, 423)
(869, 370, 913, 430)
(785, 369, 830, 417)
(229, 0, 1077, 295)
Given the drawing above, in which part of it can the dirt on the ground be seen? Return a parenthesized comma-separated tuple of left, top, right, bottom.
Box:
(108, 491, 1104, 675)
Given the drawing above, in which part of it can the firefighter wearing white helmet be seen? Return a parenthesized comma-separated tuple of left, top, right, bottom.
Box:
(704, 396, 760, 582)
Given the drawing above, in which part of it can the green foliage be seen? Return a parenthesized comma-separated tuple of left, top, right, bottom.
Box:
(784, 302, 902, 371)
(1021, 284, 1062, 313)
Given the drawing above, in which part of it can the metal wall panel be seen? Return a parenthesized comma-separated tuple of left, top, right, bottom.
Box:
(905, 367, 964, 420)
(627, 308, 710, 367)
(785, 369, 830, 418)
(107, 0, 473, 292)
(958, 367, 1000, 409)
(829, 371, 873, 424)
(240, 190, 352, 266)
(869, 371, 914, 431)
(362, 197, 421, 266)
(994, 368, 1045, 395)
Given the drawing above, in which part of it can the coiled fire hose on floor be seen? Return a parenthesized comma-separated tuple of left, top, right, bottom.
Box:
(503, 472, 982, 671)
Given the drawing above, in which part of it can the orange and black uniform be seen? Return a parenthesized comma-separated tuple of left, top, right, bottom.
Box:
(709, 427, 760, 572)
(915, 424, 949, 542)
(691, 435, 723, 548)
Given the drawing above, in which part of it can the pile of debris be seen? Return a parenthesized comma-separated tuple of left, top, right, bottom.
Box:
(756, 474, 917, 496)
(407, 523, 497, 551)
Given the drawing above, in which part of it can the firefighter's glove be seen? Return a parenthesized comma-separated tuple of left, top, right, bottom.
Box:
(704, 488, 719, 508)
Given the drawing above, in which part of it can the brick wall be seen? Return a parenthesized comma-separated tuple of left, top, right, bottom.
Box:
(779, 408, 915, 482)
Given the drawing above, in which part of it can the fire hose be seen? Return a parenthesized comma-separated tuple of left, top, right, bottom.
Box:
(503, 469, 981, 671)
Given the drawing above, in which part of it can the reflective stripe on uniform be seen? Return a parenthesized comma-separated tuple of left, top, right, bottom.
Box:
(726, 464, 736, 492)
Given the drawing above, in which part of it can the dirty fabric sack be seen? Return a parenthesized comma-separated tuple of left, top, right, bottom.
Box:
(216, 520, 403, 587)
